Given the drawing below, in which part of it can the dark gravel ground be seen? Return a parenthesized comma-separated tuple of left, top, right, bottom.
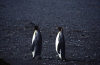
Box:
(0, 0, 100, 65)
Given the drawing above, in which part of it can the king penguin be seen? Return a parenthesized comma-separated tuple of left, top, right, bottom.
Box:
(55, 27, 66, 61)
(31, 26, 42, 59)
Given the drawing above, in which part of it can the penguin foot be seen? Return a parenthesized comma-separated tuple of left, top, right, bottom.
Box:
(32, 56, 42, 60)
(61, 58, 67, 62)
(32, 57, 35, 60)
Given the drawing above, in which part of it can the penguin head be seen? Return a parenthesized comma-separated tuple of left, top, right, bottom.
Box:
(58, 27, 63, 31)
(34, 26, 39, 30)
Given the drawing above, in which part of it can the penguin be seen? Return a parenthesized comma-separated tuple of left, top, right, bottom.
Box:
(55, 27, 66, 61)
(31, 26, 42, 59)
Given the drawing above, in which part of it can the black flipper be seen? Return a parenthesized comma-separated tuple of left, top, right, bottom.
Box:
(31, 39, 37, 51)
(30, 44, 35, 51)
(57, 42, 61, 54)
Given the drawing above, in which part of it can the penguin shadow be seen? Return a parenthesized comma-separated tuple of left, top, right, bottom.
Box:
(0, 58, 10, 65)
(31, 56, 56, 61)
(41, 56, 68, 62)
(42, 57, 55, 61)
(55, 56, 68, 62)
(30, 56, 72, 63)
(30, 56, 43, 61)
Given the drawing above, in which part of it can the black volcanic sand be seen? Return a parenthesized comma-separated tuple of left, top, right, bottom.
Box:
(0, 0, 100, 65)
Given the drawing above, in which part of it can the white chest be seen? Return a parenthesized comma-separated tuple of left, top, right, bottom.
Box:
(55, 32, 61, 52)
(32, 30, 38, 44)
